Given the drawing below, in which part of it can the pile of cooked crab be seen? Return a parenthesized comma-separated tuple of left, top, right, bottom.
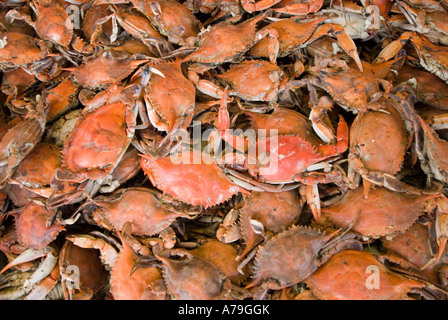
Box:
(0, 0, 448, 300)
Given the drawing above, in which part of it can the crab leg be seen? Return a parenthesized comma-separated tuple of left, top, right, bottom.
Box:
(303, 23, 363, 72)
(23, 248, 58, 288)
(375, 32, 414, 64)
(424, 113, 448, 131)
(66, 233, 119, 269)
(224, 167, 289, 192)
(416, 115, 448, 184)
(306, 184, 321, 223)
(273, 0, 324, 15)
(1, 249, 47, 274)
(187, 69, 225, 99)
(129, 101, 151, 130)
(297, 170, 347, 222)
(434, 211, 448, 264)
(422, 200, 448, 270)
(348, 151, 425, 196)
(240, 0, 281, 13)
(254, 27, 280, 63)
(316, 115, 349, 156)
(308, 93, 336, 143)
(0, 247, 58, 299)
(216, 208, 243, 243)
(25, 263, 60, 300)
(217, 88, 251, 152)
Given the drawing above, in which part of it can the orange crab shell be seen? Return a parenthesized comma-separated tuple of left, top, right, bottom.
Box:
(108, 146, 141, 185)
(62, 101, 134, 180)
(418, 115, 448, 183)
(91, 188, 183, 236)
(156, 250, 228, 300)
(0, 32, 49, 67)
(0, 105, 46, 186)
(190, 239, 246, 284)
(311, 66, 381, 112)
(15, 201, 65, 250)
(321, 186, 440, 238)
(183, 14, 264, 64)
(393, 64, 448, 109)
(82, 4, 114, 42)
(108, 38, 154, 57)
(249, 19, 324, 58)
(246, 226, 333, 289)
(247, 135, 332, 182)
(305, 250, 425, 300)
(246, 108, 323, 145)
(217, 60, 285, 101)
(67, 53, 146, 88)
(46, 78, 79, 121)
(145, 61, 195, 131)
(145, 0, 200, 41)
(350, 103, 409, 175)
(116, 10, 162, 39)
(382, 222, 441, 284)
(4, 184, 41, 207)
(110, 239, 163, 300)
(140, 150, 248, 207)
(59, 240, 108, 300)
(238, 190, 302, 260)
(1, 67, 36, 99)
(32, 0, 74, 48)
(0, 225, 26, 259)
(11, 142, 62, 189)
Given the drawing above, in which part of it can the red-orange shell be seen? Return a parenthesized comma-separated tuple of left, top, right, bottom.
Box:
(141, 150, 247, 207)
(322, 186, 438, 238)
(62, 101, 132, 180)
(92, 188, 183, 236)
(15, 201, 65, 249)
(306, 250, 424, 300)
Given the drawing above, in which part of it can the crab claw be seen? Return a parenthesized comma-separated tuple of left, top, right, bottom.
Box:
(431, 200, 448, 267)
(304, 23, 363, 72)
(217, 87, 230, 132)
(217, 88, 250, 152)
(316, 115, 349, 157)
(1, 248, 47, 274)
(1, 246, 58, 293)
(130, 255, 160, 277)
(375, 32, 415, 64)
(306, 184, 321, 223)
